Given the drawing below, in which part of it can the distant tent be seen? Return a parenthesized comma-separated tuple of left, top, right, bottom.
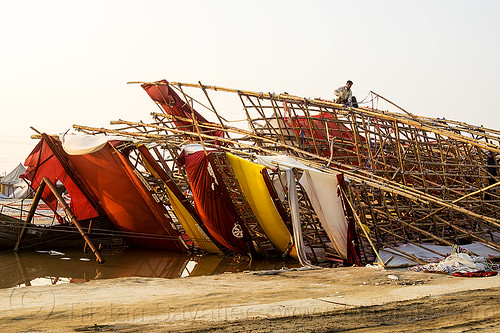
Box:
(1, 163, 29, 199)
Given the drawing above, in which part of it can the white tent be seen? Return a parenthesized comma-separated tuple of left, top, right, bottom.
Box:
(1, 163, 29, 199)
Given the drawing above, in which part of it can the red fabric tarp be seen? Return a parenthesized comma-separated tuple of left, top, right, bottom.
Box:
(141, 80, 224, 138)
(283, 105, 365, 161)
(453, 271, 498, 277)
(22, 138, 98, 222)
(67, 143, 188, 251)
(23, 135, 188, 251)
(178, 150, 252, 255)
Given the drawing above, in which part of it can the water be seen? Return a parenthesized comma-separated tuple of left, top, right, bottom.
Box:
(1, 199, 300, 289)
(0, 248, 299, 289)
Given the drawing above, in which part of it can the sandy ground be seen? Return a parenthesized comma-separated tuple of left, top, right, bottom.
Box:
(0, 266, 499, 332)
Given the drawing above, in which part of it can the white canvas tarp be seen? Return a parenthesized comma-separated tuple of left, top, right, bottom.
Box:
(1, 163, 26, 186)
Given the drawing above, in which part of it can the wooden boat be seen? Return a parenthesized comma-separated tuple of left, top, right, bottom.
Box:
(0, 212, 119, 250)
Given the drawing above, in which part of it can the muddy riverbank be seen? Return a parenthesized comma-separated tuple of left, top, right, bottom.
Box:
(1, 266, 499, 332)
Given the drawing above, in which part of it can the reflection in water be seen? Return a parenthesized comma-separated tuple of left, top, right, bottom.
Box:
(0, 249, 299, 289)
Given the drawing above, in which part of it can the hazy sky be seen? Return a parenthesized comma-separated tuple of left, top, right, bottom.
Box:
(1, 0, 499, 175)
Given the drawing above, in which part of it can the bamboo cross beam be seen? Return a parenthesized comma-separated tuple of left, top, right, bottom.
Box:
(371, 207, 455, 247)
(135, 114, 485, 206)
(433, 215, 500, 251)
(377, 226, 446, 257)
(415, 181, 500, 223)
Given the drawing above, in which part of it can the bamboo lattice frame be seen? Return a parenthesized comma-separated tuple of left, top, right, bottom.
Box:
(70, 80, 500, 263)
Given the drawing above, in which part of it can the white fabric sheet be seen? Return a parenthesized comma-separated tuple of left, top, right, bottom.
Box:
(299, 170, 348, 259)
(254, 154, 349, 265)
(60, 133, 133, 155)
(180, 144, 217, 155)
(254, 155, 314, 171)
(10, 184, 29, 199)
(419, 253, 490, 274)
(286, 169, 313, 267)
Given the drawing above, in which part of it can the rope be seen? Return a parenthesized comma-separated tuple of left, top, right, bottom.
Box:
(356, 91, 375, 105)
(0, 220, 218, 243)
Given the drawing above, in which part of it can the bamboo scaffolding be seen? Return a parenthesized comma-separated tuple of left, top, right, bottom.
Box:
(59, 79, 500, 264)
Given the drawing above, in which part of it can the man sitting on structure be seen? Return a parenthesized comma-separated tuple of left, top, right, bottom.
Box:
(334, 80, 358, 107)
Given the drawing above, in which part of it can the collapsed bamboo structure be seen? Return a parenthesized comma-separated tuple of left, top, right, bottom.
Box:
(71, 79, 499, 263)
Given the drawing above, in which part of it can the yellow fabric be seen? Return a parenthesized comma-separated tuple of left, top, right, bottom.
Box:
(139, 149, 222, 254)
(166, 188, 222, 254)
(226, 153, 297, 258)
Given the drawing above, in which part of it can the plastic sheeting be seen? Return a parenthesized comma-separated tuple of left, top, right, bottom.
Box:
(376, 242, 500, 266)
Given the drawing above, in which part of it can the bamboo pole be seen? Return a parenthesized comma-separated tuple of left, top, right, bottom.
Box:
(14, 181, 46, 251)
(341, 190, 385, 267)
(415, 181, 500, 223)
(42, 177, 105, 263)
(433, 215, 500, 251)
(198, 81, 227, 129)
